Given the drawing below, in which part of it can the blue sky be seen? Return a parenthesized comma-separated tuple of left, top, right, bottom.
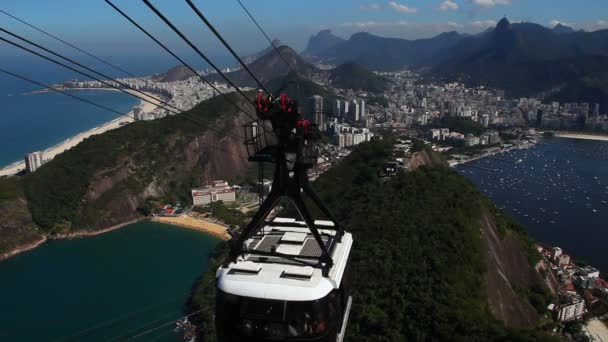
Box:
(1, 0, 607, 63)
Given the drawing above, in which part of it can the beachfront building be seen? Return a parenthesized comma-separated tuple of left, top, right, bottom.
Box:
(24, 151, 44, 173)
(192, 180, 236, 206)
(556, 296, 586, 322)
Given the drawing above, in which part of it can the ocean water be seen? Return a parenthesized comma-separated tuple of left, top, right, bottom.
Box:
(0, 54, 234, 168)
(0, 57, 143, 168)
(457, 138, 608, 274)
(0, 221, 219, 341)
(0, 90, 140, 167)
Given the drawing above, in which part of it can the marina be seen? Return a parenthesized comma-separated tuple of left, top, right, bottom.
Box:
(457, 137, 608, 274)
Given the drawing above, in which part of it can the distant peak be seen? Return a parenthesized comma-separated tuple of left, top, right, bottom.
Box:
(497, 17, 511, 30)
(437, 31, 461, 38)
(553, 23, 575, 34)
(276, 45, 296, 53)
(350, 32, 376, 40)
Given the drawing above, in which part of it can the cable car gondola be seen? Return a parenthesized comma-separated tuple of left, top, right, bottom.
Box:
(215, 93, 353, 342)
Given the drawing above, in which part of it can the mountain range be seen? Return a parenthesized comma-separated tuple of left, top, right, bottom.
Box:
(302, 19, 608, 106)
(216, 44, 388, 94)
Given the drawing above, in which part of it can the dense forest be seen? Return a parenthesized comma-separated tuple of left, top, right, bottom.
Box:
(329, 62, 388, 93)
(188, 139, 557, 341)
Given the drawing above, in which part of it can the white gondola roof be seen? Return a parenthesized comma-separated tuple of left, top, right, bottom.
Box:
(216, 217, 353, 301)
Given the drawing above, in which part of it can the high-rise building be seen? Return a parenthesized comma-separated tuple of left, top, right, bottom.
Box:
(593, 103, 600, 116)
(350, 100, 360, 121)
(342, 101, 349, 119)
(334, 99, 342, 118)
(481, 114, 490, 128)
(133, 105, 143, 120)
(360, 100, 366, 119)
(309, 95, 324, 129)
(25, 151, 44, 173)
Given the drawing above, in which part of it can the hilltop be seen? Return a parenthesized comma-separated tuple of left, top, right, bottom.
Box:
(328, 62, 388, 93)
(217, 45, 320, 87)
(151, 65, 197, 83)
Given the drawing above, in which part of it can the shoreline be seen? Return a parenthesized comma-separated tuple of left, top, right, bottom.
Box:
(449, 140, 537, 167)
(0, 88, 163, 177)
(151, 215, 231, 241)
(50, 218, 144, 240)
(0, 215, 228, 262)
(0, 219, 142, 262)
(553, 132, 608, 142)
(0, 235, 48, 261)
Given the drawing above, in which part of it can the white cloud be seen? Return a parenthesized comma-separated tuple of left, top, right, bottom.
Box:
(340, 20, 412, 28)
(387, 1, 418, 14)
(471, 19, 497, 28)
(438, 0, 459, 11)
(597, 20, 608, 27)
(447, 21, 464, 28)
(470, 0, 511, 8)
(360, 3, 381, 10)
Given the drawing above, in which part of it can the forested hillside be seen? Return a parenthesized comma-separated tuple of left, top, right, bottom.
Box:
(189, 139, 556, 341)
(329, 62, 388, 93)
(0, 92, 253, 238)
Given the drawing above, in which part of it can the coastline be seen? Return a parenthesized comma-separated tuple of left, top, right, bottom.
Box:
(0, 88, 163, 177)
(0, 235, 47, 261)
(0, 215, 228, 262)
(50, 218, 144, 240)
(553, 132, 608, 142)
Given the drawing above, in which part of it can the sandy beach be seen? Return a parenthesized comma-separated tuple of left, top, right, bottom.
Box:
(554, 132, 608, 141)
(152, 215, 231, 240)
(0, 89, 162, 177)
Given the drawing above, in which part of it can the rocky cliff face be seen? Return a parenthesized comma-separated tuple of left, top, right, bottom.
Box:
(481, 211, 544, 328)
(76, 113, 250, 231)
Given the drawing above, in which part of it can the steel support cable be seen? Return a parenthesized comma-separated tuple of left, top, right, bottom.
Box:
(104, 0, 256, 122)
(141, 0, 254, 107)
(1, 27, 181, 115)
(0, 27, 246, 142)
(107, 306, 214, 341)
(0, 67, 127, 118)
(50, 294, 187, 342)
(0, 35, 246, 143)
(0, 67, 246, 159)
(234, 0, 297, 74)
(185, 0, 272, 96)
(0, 9, 136, 78)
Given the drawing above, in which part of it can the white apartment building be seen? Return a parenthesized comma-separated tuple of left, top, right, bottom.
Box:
(192, 180, 236, 206)
(24, 151, 44, 173)
(557, 298, 585, 322)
